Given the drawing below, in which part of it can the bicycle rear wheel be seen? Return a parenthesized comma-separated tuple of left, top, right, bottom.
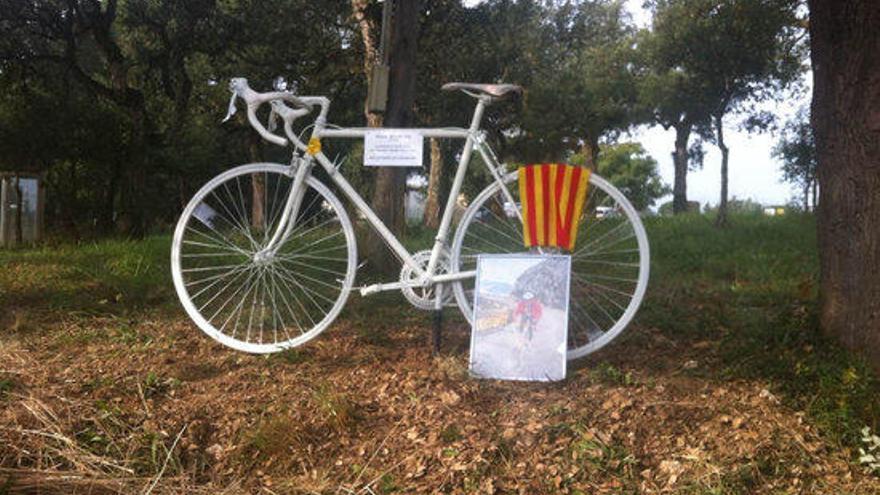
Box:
(450, 171, 650, 359)
(171, 163, 357, 353)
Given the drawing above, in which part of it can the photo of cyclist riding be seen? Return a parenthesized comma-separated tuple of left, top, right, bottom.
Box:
(470, 255, 571, 381)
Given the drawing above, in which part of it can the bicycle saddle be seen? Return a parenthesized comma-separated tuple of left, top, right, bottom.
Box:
(442, 82, 523, 99)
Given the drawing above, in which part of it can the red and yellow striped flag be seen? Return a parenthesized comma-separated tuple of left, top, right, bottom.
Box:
(518, 164, 591, 251)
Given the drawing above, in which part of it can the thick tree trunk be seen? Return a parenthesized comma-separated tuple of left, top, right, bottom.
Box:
(714, 115, 730, 227)
(366, 0, 421, 274)
(809, 0, 880, 372)
(423, 137, 443, 229)
(672, 123, 691, 214)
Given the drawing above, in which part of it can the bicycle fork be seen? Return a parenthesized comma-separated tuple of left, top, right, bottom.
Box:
(254, 156, 314, 262)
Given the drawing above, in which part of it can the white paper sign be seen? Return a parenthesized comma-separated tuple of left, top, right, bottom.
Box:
(364, 130, 423, 167)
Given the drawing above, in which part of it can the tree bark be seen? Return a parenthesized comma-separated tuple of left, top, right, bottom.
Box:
(423, 137, 443, 229)
(124, 105, 149, 237)
(672, 122, 691, 214)
(809, 0, 880, 372)
(98, 161, 121, 234)
(352, 0, 384, 129)
(366, 0, 421, 275)
(581, 134, 600, 170)
(248, 135, 265, 231)
(714, 114, 730, 227)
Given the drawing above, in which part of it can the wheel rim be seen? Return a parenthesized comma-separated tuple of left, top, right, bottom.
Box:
(171, 164, 356, 353)
(451, 171, 650, 359)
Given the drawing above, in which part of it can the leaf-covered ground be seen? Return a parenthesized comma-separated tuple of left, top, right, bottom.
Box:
(2, 215, 879, 494)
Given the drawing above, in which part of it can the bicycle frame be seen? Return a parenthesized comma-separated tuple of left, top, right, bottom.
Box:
(264, 94, 522, 297)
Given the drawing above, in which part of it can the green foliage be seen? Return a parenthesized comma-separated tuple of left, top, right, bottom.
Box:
(502, 0, 643, 162)
(703, 197, 765, 216)
(0, 0, 361, 235)
(637, 0, 805, 216)
(643, 0, 805, 124)
(572, 142, 669, 210)
(658, 200, 701, 215)
(773, 106, 817, 207)
(0, 0, 808, 238)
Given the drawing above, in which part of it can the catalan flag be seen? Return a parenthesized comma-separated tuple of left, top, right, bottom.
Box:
(518, 164, 591, 251)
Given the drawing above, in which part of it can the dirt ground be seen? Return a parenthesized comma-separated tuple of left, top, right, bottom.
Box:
(2, 295, 879, 495)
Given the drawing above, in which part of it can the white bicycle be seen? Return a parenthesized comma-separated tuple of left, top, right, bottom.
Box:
(171, 78, 650, 359)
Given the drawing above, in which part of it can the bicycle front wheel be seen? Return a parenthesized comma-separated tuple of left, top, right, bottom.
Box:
(450, 171, 650, 359)
(171, 163, 357, 354)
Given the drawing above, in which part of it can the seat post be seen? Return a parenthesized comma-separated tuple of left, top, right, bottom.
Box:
(468, 95, 491, 132)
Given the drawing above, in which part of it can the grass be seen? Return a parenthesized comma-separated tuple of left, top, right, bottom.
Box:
(0, 376, 16, 399)
(641, 213, 880, 446)
(2, 212, 880, 490)
(0, 235, 173, 317)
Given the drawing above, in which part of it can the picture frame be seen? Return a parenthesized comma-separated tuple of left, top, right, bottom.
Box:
(469, 254, 571, 381)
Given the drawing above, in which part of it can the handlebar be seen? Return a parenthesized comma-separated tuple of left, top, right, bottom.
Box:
(224, 78, 329, 149)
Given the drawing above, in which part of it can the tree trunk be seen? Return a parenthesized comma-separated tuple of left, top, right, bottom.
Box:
(423, 137, 443, 229)
(714, 114, 730, 227)
(124, 106, 148, 238)
(352, 0, 385, 129)
(252, 174, 266, 231)
(249, 135, 265, 231)
(581, 134, 600, 170)
(809, 0, 880, 372)
(366, 0, 421, 275)
(98, 162, 120, 235)
(672, 122, 691, 214)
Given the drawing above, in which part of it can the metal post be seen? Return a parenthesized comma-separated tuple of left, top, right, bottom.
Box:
(0, 176, 7, 247)
(367, 0, 393, 113)
(432, 282, 443, 355)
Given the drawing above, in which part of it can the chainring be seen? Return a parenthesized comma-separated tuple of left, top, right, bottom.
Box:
(400, 249, 455, 310)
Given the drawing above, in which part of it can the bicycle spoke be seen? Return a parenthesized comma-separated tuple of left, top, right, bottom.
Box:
(185, 225, 249, 257)
(269, 264, 319, 329)
(220, 180, 260, 251)
(267, 265, 304, 334)
(192, 270, 254, 311)
(273, 263, 339, 305)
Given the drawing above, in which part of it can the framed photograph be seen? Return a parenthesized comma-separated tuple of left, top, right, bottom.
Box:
(469, 254, 571, 382)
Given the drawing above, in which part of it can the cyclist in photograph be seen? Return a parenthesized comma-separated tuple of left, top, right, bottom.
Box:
(513, 291, 543, 340)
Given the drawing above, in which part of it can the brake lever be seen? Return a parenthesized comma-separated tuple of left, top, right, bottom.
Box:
(268, 107, 280, 132)
(221, 90, 238, 123)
